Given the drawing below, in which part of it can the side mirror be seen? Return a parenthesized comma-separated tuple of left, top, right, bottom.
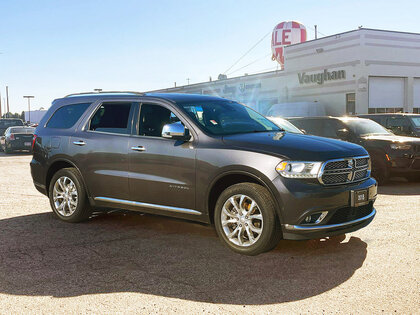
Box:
(162, 122, 191, 141)
(336, 128, 350, 140)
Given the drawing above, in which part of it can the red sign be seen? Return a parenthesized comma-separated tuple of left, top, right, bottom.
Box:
(271, 21, 307, 67)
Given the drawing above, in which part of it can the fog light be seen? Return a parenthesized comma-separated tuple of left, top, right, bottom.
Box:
(303, 211, 328, 225)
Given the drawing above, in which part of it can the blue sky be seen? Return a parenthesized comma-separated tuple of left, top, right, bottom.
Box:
(0, 0, 419, 112)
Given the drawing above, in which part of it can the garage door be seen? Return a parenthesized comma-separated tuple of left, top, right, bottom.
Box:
(369, 77, 404, 111)
(414, 78, 420, 112)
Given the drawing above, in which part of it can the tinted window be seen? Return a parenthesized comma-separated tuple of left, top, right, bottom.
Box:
(47, 103, 90, 129)
(410, 117, 420, 127)
(0, 119, 23, 127)
(291, 119, 344, 138)
(386, 117, 409, 127)
(89, 103, 132, 134)
(139, 104, 180, 137)
(290, 119, 323, 136)
(342, 118, 391, 136)
(180, 100, 279, 135)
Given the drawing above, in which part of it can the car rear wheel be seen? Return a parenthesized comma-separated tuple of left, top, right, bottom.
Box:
(4, 142, 12, 154)
(405, 174, 420, 182)
(49, 167, 92, 222)
(214, 183, 281, 256)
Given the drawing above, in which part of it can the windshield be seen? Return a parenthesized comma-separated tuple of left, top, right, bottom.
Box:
(179, 100, 281, 135)
(410, 117, 420, 128)
(342, 118, 392, 136)
(267, 117, 303, 134)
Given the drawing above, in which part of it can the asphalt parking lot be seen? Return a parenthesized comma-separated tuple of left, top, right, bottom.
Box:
(0, 152, 418, 313)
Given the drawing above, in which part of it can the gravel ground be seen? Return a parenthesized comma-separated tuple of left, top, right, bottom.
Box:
(0, 152, 418, 314)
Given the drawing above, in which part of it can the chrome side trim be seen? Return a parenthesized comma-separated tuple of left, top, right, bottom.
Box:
(94, 197, 202, 216)
(283, 208, 376, 231)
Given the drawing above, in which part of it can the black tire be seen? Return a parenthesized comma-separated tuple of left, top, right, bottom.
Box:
(214, 183, 282, 256)
(371, 156, 390, 184)
(48, 167, 93, 223)
(405, 174, 420, 182)
(4, 142, 12, 154)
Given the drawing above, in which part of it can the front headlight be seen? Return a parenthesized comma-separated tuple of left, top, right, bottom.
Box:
(276, 161, 322, 178)
(390, 143, 411, 150)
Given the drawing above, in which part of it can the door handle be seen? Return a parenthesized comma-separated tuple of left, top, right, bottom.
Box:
(73, 140, 86, 146)
(131, 146, 146, 152)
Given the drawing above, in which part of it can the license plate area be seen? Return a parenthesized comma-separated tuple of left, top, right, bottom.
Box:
(350, 189, 369, 207)
(24, 142, 31, 146)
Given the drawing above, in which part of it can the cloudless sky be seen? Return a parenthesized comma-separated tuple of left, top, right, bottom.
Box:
(0, 0, 419, 112)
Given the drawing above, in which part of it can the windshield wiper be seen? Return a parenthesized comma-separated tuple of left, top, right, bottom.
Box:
(250, 129, 284, 133)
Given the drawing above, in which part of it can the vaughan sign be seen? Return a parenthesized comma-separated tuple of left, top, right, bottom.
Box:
(298, 69, 346, 85)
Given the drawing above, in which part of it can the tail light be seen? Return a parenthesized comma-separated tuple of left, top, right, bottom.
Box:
(32, 134, 38, 150)
(9, 134, 15, 140)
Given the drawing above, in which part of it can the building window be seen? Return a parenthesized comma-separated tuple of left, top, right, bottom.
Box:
(368, 107, 403, 114)
(346, 93, 356, 115)
(414, 108, 420, 114)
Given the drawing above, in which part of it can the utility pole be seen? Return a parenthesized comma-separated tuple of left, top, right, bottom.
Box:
(0, 92, 2, 118)
(6, 86, 9, 117)
(186, 78, 190, 85)
(23, 95, 34, 123)
(314, 25, 318, 39)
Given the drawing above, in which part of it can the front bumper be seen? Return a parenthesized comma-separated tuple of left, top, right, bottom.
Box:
(283, 208, 376, 240)
(387, 151, 420, 175)
(271, 176, 377, 240)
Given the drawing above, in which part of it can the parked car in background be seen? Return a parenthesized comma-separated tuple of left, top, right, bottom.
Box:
(266, 102, 326, 118)
(357, 113, 420, 137)
(0, 126, 35, 153)
(288, 116, 420, 183)
(267, 116, 303, 134)
(31, 92, 377, 255)
(0, 118, 24, 136)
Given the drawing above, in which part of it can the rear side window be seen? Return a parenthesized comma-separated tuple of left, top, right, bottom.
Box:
(0, 119, 23, 127)
(47, 103, 90, 129)
(89, 103, 132, 134)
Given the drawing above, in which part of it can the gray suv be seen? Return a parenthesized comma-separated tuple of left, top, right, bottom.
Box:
(30, 92, 377, 255)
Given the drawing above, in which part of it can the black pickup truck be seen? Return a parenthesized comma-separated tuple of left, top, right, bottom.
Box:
(289, 116, 420, 183)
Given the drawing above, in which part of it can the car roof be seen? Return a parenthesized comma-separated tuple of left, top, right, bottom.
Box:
(60, 91, 226, 104)
(288, 116, 360, 120)
(358, 113, 419, 116)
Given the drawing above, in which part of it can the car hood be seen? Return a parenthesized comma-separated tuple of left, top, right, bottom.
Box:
(361, 134, 420, 143)
(222, 132, 367, 161)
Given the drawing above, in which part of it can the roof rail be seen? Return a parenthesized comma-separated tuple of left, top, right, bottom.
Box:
(64, 91, 144, 97)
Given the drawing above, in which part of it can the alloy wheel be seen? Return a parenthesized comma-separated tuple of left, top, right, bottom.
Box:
(52, 176, 78, 216)
(221, 194, 263, 247)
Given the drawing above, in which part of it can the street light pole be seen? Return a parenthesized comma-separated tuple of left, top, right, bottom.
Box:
(23, 96, 34, 124)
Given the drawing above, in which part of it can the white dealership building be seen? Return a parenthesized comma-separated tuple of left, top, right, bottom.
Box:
(152, 28, 420, 116)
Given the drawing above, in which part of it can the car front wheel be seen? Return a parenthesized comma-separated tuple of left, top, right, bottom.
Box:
(214, 183, 281, 256)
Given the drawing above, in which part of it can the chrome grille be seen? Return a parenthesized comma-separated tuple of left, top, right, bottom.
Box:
(319, 156, 370, 185)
